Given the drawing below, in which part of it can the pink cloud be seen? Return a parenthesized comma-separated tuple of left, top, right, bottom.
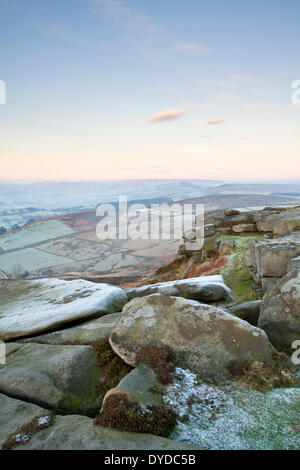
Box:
(204, 119, 225, 125)
(147, 109, 187, 124)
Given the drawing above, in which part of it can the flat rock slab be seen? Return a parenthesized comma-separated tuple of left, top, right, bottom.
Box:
(20, 312, 121, 345)
(110, 294, 274, 381)
(17, 414, 198, 450)
(0, 343, 101, 415)
(126, 275, 232, 303)
(0, 393, 51, 449)
(0, 278, 127, 341)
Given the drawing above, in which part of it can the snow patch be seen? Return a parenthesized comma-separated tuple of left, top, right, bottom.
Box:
(164, 368, 300, 450)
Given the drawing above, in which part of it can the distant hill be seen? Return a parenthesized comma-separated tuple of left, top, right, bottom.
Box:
(177, 193, 300, 211)
(204, 183, 300, 195)
(0, 179, 222, 211)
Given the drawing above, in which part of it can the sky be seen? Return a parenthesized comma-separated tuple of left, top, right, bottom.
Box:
(0, 0, 299, 182)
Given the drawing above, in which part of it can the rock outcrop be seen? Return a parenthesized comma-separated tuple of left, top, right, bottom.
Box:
(0, 394, 196, 450)
(0, 343, 101, 415)
(0, 393, 52, 449)
(227, 300, 262, 326)
(20, 312, 121, 345)
(110, 294, 275, 381)
(126, 275, 232, 302)
(259, 268, 300, 353)
(244, 233, 300, 290)
(16, 414, 198, 450)
(178, 206, 300, 267)
(0, 278, 127, 341)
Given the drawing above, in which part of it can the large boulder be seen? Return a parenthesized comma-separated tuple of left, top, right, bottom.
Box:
(0, 278, 127, 341)
(259, 269, 300, 353)
(256, 209, 300, 235)
(232, 224, 257, 233)
(0, 343, 101, 415)
(20, 312, 121, 345)
(110, 294, 275, 381)
(224, 209, 240, 217)
(244, 233, 300, 283)
(0, 393, 51, 450)
(227, 301, 262, 326)
(126, 275, 232, 303)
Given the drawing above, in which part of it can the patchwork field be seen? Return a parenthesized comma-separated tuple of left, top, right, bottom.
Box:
(0, 211, 180, 282)
(0, 219, 74, 251)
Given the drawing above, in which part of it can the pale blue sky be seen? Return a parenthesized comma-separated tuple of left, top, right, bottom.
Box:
(0, 0, 299, 181)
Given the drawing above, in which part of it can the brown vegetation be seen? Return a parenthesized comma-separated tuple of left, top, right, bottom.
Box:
(94, 393, 177, 437)
(2, 414, 54, 450)
(91, 339, 132, 399)
(228, 352, 298, 390)
(136, 345, 176, 385)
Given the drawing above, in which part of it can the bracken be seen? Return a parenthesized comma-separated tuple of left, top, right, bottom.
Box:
(94, 393, 177, 437)
(228, 351, 298, 390)
(136, 345, 176, 385)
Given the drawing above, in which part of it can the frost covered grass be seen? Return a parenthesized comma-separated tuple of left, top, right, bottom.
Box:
(165, 368, 300, 450)
(0, 219, 74, 251)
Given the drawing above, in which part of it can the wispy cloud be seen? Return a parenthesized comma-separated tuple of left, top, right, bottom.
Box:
(196, 78, 235, 89)
(91, 0, 163, 55)
(232, 74, 265, 86)
(172, 42, 211, 57)
(214, 92, 240, 102)
(91, 1, 212, 59)
(205, 119, 225, 125)
(39, 24, 81, 43)
(91, 0, 159, 35)
(147, 109, 187, 124)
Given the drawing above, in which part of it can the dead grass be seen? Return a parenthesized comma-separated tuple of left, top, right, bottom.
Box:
(94, 393, 177, 437)
(136, 345, 176, 385)
(228, 352, 298, 390)
(2, 413, 54, 450)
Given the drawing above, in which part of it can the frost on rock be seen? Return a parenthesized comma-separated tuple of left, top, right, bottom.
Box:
(37, 415, 51, 426)
(164, 368, 300, 450)
(15, 433, 30, 444)
(0, 278, 127, 340)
